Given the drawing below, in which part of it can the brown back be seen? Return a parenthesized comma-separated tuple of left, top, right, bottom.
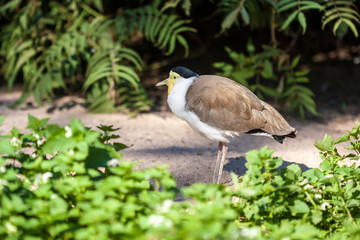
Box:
(185, 75, 295, 136)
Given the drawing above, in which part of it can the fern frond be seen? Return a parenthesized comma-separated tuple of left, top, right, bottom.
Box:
(277, 0, 323, 33)
(115, 6, 195, 57)
(322, 0, 360, 37)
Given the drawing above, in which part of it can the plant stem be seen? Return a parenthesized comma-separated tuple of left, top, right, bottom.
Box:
(271, 6, 277, 47)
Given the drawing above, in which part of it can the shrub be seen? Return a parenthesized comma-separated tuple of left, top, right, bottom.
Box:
(0, 115, 238, 239)
(1, 115, 360, 239)
(231, 122, 360, 239)
(0, 0, 193, 112)
(214, 44, 316, 118)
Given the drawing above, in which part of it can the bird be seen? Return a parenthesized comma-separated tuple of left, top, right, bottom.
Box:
(156, 66, 296, 184)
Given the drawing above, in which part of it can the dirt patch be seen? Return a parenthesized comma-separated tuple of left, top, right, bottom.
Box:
(1, 89, 359, 187)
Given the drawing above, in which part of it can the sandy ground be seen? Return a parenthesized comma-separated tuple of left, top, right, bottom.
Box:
(1, 90, 359, 187)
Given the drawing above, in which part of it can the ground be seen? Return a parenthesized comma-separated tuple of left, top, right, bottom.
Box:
(1, 88, 359, 187)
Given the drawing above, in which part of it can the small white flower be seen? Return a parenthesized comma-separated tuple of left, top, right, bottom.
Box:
(148, 215, 173, 228)
(33, 133, 40, 140)
(158, 200, 173, 213)
(34, 172, 53, 185)
(30, 185, 39, 191)
(241, 227, 260, 238)
(300, 179, 309, 185)
(65, 126, 72, 138)
(5, 222, 17, 233)
(107, 158, 119, 167)
(315, 194, 322, 199)
(31, 153, 37, 158)
(37, 139, 45, 146)
(10, 137, 21, 147)
(42, 172, 53, 183)
(304, 184, 313, 190)
(69, 149, 74, 155)
(0, 165, 6, 173)
(321, 202, 330, 210)
(51, 194, 58, 199)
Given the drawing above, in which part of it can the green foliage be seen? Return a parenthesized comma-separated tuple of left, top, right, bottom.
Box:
(0, 0, 193, 111)
(215, 0, 359, 118)
(322, 0, 360, 38)
(218, 0, 360, 37)
(232, 127, 360, 239)
(1, 116, 360, 239)
(0, 115, 242, 239)
(277, 0, 323, 33)
(115, 4, 195, 57)
(214, 44, 316, 118)
(0, 115, 174, 239)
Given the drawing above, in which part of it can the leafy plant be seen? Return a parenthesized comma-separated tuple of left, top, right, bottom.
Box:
(231, 123, 360, 239)
(218, 0, 360, 37)
(214, 0, 359, 118)
(1, 116, 360, 239)
(322, 0, 360, 38)
(277, 0, 323, 33)
(0, 0, 194, 112)
(0, 115, 243, 239)
(214, 43, 316, 118)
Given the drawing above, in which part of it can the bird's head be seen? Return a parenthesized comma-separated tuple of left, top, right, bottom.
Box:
(156, 66, 199, 94)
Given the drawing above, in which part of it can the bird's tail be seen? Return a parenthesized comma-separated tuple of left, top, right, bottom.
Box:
(272, 130, 296, 144)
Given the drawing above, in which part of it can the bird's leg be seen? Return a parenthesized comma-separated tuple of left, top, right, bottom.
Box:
(212, 142, 228, 184)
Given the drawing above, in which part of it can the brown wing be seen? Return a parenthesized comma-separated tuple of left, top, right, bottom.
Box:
(185, 75, 295, 136)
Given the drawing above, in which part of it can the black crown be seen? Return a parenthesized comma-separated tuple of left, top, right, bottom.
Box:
(171, 66, 199, 78)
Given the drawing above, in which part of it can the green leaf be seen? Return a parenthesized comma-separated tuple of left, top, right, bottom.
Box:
(283, 164, 302, 180)
(281, 11, 298, 30)
(221, 5, 241, 31)
(297, 11, 307, 33)
(335, 134, 351, 144)
(320, 159, 331, 171)
(347, 199, 360, 207)
(311, 209, 323, 225)
(240, 6, 250, 25)
(342, 18, 359, 37)
(176, 35, 189, 57)
(291, 55, 301, 68)
(315, 134, 335, 152)
(27, 115, 50, 131)
(258, 85, 280, 98)
(262, 60, 273, 78)
(291, 200, 310, 214)
(0, 139, 14, 155)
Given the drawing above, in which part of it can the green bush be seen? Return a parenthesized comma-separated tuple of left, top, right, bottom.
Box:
(231, 122, 360, 239)
(1, 116, 360, 239)
(1, 0, 359, 116)
(0, 115, 237, 239)
(214, 44, 316, 119)
(214, 0, 360, 117)
(0, 0, 193, 112)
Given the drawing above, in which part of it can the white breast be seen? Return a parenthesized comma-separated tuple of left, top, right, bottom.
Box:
(167, 77, 229, 142)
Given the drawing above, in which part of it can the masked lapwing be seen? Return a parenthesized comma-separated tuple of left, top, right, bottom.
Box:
(156, 66, 296, 184)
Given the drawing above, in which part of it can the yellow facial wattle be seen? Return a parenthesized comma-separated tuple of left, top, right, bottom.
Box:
(155, 71, 180, 95)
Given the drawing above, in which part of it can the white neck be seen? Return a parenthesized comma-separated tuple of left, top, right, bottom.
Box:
(167, 76, 196, 119)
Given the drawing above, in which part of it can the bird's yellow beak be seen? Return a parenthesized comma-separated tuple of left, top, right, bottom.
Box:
(155, 78, 168, 86)
(156, 71, 177, 94)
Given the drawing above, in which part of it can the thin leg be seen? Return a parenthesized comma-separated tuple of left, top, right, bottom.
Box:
(212, 142, 228, 184)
